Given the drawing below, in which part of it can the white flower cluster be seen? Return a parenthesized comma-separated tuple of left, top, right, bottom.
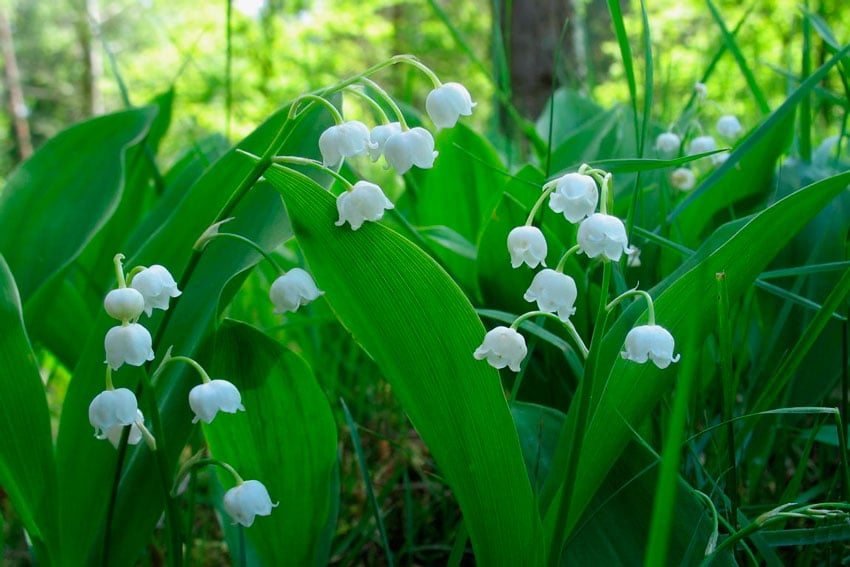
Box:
(318, 81, 475, 232)
(89, 254, 273, 526)
(654, 82, 745, 191)
(475, 166, 680, 373)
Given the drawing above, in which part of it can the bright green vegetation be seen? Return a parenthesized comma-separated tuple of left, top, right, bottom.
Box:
(0, 0, 849, 565)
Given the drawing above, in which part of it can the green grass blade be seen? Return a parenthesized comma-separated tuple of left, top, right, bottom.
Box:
(606, 0, 639, 147)
(340, 397, 394, 566)
(705, 0, 770, 115)
(264, 165, 545, 565)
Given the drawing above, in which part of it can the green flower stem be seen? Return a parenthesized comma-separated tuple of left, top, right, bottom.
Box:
(555, 245, 581, 272)
(606, 288, 656, 325)
(104, 366, 115, 390)
(197, 232, 284, 274)
(400, 57, 442, 87)
(153, 352, 213, 384)
(344, 85, 392, 125)
(358, 77, 408, 130)
(173, 456, 244, 496)
(113, 253, 127, 288)
(288, 94, 343, 123)
(526, 185, 557, 226)
(271, 155, 355, 191)
(511, 310, 589, 359)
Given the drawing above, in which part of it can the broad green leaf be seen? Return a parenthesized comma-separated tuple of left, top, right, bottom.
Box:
(0, 255, 59, 563)
(544, 170, 850, 546)
(264, 165, 545, 566)
(202, 320, 338, 566)
(0, 108, 156, 303)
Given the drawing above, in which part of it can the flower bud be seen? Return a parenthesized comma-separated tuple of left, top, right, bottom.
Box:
(104, 323, 155, 370)
(655, 132, 681, 154)
(318, 120, 375, 167)
(523, 269, 578, 321)
(577, 213, 629, 261)
(269, 268, 324, 314)
(621, 324, 681, 369)
(716, 115, 742, 139)
(425, 82, 476, 129)
(131, 265, 181, 317)
(473, 326, 527, 372)
(507, 226, 547, 269)
(189, 379, 245, 424)
(89, 388, 138, 439)
(104, 287, 145, 321)
(369, 122, 402, 161)
(670, 168, 696, 191)
(383, 127, 438, 174)
(688, 135, 717, 156)
(547, 172, 598, 223)
(224, 480, 279, 527)
(335, 181, 394, 230)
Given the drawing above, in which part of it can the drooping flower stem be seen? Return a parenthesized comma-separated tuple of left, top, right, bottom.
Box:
(113, 253, 128, 288)
(270, 155, 355, 191)
(152, 350, 213, 385)
(288, 94, 344, 123)
(343, 85, 393, 125)
(555, 244, 581, 273)
(511, 310, 589, 358)
(358, 77, 409, 130)
(525, 184, 558, 226)
(104, 366, 115, 390)
(173, 453, 244, 496)
(392, 55, 442, 87)
(196, 231, 284, 274)
(606, 288, 656, 325)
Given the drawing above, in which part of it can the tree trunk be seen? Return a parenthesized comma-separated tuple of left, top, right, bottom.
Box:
(0, 8, 33, 161)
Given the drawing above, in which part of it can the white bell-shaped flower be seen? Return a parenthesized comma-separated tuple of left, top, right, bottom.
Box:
(716, 115, 742, 139)
(577, 213, 629, 261)
(695, 82, 708, 100)
(104, 287, 146, 321)
(104, 323, 155, 370)
(369, 122, 402, 161)
(626, 245, 642, 268)
(547, 173, 598, 223)
(383, 127, 438, 174)
(688, 135, 717, 156)
(507, 226, 547, 269)
(131, 265, 181, 317)
(89, 387, 138, 439)
(224, 480, 279, 527)
(318, 120, 374, 167)
(189, 379, 246, 424)
(655, 132, 681, 154)
(621, 324, 681, 369)
(425, 82, 476, 129)
(670, 167, 696, 191)
(269, 268, 324, 314)
(523, 269, 578, 321)
(104, 409, 145, 448)
(473, 326, 527, 372)
(335, 181, 394, 230)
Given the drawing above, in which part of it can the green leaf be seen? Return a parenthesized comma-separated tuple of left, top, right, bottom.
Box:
(544, 170, 850, 545)
(264, 165, 545, 566)
(201, 320, 338, 566)
(0, 255, 59, 563)
(0, 108, 156, 303)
